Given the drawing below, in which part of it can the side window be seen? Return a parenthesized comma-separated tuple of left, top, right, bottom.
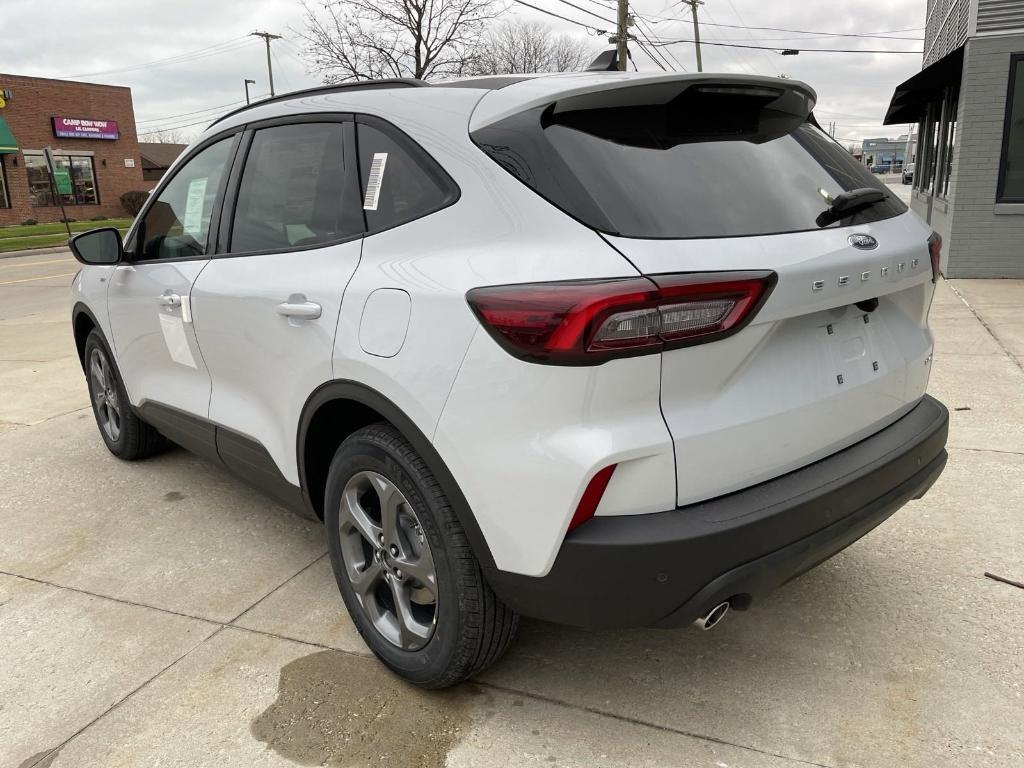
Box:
(135, 137, 234, 261)
(356, 121, 456, 234)
(230, 122, 360, 253)
(998, 54, 1024, 203)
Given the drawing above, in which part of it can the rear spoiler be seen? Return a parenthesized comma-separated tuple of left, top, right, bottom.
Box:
(469, 73, 817, 133)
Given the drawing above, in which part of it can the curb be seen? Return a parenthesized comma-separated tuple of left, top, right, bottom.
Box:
(0, 245, 73, 260)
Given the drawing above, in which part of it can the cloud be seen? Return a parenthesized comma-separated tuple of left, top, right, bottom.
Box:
(2, 0, 926, 144)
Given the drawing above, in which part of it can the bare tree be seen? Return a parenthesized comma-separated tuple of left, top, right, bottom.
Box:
(469, 20, 595, 75)
(296, 0, 501, 82)
(138, 128, 190, 144)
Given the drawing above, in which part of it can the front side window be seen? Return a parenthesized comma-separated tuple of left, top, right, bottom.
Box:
(230, 122, 361, 253)
(134, 137, 234, 260)
(356, 121, 457, 234)
(24, 154, 98, 206)
(998, 54, 1024, 203)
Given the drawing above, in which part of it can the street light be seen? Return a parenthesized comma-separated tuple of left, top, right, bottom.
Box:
(244, 79, 256, 105)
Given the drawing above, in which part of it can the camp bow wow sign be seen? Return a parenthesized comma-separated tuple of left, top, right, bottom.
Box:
(52, 116, 119, 140)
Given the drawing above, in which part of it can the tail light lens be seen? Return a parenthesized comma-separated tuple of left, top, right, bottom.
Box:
(467, 271, 776, 365)
(928, 231, 942, 283)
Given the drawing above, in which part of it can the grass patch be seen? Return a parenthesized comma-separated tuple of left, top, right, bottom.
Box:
(0, 218, 133, 240)
(0, 227, 130, 253)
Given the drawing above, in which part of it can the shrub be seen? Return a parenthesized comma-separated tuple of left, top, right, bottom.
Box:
(90, 215, 109, 221)
(120, 190, 149, 216)
(20, 218, 37, 226)
(60, 217, 77, 223)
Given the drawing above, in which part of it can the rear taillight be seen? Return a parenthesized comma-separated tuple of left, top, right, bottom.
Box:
(928, 232, 942, 283)
(467, 271, 776, 364)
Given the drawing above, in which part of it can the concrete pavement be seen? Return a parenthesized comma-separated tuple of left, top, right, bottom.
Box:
(1, 247, 1022, 768)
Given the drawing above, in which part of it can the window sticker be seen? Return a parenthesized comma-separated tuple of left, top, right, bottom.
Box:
(182, 177, 208, 236)
(363, 152, 388, 211)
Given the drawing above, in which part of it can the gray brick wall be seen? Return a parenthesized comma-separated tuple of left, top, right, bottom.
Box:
(945, 34, 1024, 277)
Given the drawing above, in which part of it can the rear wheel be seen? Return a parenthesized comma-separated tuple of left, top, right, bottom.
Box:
(325, 423, 517, 688)
(83, 330, 167, 460)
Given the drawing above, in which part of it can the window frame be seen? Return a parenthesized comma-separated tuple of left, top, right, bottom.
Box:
(124, 129, 244, 264)
(215, 113, 364, 259)
(354, 113, 461, 238)
(996, 52, 1024, 204)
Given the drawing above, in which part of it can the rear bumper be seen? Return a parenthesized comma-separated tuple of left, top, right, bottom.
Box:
(485, 395, 949, 629)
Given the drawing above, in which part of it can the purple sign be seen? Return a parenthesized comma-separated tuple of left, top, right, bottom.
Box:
(52, 116, 119, 140)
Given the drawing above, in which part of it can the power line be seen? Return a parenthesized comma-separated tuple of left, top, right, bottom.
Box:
(646, 37, 923, 54)
(136, 99, 249, 125)
(641, 16, 924, 40)
(636, 16, 686, 71)
(549, 0, 614, 24)
(509, 0, 606, 33)
(59, 37, 253, 79)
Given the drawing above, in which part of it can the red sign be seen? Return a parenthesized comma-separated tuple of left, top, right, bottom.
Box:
(52, 116, 119, 140)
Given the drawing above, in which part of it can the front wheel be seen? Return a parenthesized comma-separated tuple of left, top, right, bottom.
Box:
(83, 330, 167, 460)
(324, 423, 517, 688)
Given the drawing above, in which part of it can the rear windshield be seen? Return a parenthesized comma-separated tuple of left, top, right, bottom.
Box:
(471, 95, 907, 239)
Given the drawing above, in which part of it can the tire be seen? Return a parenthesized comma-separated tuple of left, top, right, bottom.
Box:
(324, 422, 518, 688)
(83, 330, 167, 460)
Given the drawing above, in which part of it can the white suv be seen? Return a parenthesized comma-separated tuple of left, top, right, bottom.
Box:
(69, 73, 949, 688)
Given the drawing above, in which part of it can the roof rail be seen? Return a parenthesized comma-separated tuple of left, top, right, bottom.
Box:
(207, 78, 429, 128)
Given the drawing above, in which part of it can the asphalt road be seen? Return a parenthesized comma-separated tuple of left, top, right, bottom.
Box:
(1, 227, 1023, 767)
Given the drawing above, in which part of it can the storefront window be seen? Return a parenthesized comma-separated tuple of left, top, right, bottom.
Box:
(997, 54, 1024, 203)
(24, 153, 100, 207)
(0, 161, 9, 208)
(914, 86, 959, 199)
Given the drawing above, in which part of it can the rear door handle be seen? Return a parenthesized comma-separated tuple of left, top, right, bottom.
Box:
(276, 297, 322, 320)
(159, 293, 181, 307)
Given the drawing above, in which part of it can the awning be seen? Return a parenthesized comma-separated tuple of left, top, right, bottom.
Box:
(0, 116, 16, 154)
(884, 46, 964, 125)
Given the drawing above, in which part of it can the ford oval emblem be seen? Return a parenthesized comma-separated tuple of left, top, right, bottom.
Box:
(849, 233, 878, 250)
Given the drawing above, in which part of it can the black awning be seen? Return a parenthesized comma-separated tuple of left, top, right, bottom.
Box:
(884, 46, 964, 125)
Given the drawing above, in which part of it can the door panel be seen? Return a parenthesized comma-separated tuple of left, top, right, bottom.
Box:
(106, 135, 237, 418)
(107, 260, 212, 416)
(191, 119, 364, 484)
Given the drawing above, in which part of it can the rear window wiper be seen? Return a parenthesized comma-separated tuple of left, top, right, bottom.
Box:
(816, 187, 887, 228)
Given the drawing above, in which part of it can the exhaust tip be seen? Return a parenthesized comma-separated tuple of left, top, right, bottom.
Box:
(694, 601, 730, 631)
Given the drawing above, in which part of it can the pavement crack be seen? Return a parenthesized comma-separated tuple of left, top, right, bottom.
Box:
(475, 681, 839, 768)
(947, 282, 1024, 374)
(225, 551, 328, 625)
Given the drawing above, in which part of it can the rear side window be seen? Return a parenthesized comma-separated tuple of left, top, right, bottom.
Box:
(472, 87, 907, 240)
(230, 122, 362, 253)
(356, 121, 457, 234)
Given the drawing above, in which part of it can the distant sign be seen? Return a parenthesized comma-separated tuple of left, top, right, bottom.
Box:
(124, 158, 135, 168)
(52, 116, 119, 140)
(52, 167, 73, 195)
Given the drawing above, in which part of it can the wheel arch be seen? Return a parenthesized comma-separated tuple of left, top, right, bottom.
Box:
(297, 380, 497, 570)
(72, 302, 104, 372)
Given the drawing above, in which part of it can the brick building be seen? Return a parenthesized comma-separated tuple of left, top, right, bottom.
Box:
(0, 73, 152, 226)
(885, 0, 1024, 277)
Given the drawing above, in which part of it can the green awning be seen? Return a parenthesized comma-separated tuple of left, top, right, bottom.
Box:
(0, 116, 17, 154)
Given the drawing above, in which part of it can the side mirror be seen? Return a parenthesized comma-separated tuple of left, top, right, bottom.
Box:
(69, 227, 123, 265)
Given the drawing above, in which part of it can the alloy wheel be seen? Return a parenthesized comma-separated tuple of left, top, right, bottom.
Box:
(88, 347, 121, 442)
(338, 470, 438, 650)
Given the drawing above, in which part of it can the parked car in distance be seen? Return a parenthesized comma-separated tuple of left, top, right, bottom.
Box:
(903, 162, 916, 185)
(870, 163, 891, 174)
(68, 72, 949, 688)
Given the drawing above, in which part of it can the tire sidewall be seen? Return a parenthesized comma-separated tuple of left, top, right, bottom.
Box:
(83, 330, 129, 455)
(324, 432, 465, 685)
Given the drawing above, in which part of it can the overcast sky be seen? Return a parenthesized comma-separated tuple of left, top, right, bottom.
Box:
(4, 0, 926, 146)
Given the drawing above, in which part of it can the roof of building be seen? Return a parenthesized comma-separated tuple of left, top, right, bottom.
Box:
(138, 142, 188, 169)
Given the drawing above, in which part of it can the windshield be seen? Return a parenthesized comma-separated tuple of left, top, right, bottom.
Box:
(472, 98, 906, 239)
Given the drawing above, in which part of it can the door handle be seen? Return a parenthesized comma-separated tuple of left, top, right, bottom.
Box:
(276, 297, 322, 320)
(159, 293, 182, 307)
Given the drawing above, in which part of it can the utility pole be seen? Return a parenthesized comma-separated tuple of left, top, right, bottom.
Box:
(244, 79, 256, 105)
(615, 0, 629, 71)
(682, 0, 704, 72)
(250, 31, 282, 97)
